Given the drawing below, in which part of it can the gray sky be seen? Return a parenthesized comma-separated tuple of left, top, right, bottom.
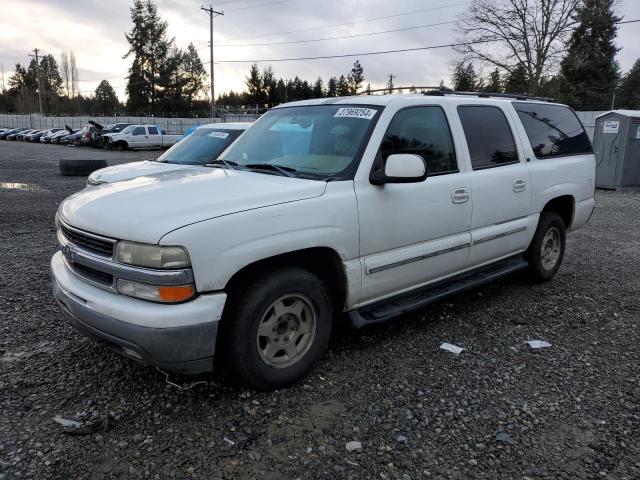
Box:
(1, 0, 638, 100)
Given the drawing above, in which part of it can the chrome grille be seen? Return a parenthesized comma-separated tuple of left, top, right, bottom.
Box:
(60, 223, 115, 257)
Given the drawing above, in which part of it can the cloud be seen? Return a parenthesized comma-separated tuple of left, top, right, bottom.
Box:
(1, 0, 638, 101)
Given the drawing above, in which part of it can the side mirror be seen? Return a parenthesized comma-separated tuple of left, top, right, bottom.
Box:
(370, 154, 428, 185)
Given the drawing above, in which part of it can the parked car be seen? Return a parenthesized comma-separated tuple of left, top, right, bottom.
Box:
(0, 128, 28, 140)
(12, 129, 38, 141)
(24, 130, 46, 142)
(87, 123, 252, 185)
(93, 123, 133, 148)
(60, 130, 82, 146)
(103, 124, 181, 150)
(51, 93, 595, 390)
(51, 126, 76, 144)
(40, 128, 64, 143)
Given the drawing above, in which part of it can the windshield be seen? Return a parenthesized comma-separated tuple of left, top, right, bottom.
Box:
(221, 105, 381, 179)
(157, 128, 243, 165)
(121, 125, 135, 134)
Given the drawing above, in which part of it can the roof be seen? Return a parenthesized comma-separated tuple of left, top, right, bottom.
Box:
(595, 110, 640, 119)
(276, 93, 564, 109)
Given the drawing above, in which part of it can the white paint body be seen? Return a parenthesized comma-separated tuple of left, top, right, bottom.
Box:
(55, 95, 595, 329)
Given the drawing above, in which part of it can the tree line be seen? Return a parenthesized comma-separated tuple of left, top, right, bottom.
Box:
(218, 60, 368, 106)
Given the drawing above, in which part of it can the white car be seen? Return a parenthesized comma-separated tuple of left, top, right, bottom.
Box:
(102, 124, 182, 150)
(51, 93, 595, 390)
(87, 123, 251, 185)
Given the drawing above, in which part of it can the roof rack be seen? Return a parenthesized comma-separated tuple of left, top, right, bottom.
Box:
(424, 89, 555, 102)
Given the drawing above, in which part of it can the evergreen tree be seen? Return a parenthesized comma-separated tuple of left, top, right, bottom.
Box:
(275, 78, 287, 103)
(483, 69, 502, 92)
(618, 59, 640, 109)
(124, 0, 175, 113)
(336, 75, 349, 96)
(504, 63, 528, 93)
(558, 0, 620, 110)
(451, 61, 478, 91)
(180, 43, 207, 107)
(312, 77, 324, 98)
(326, 77, 337, 97)
(94, 80, 120, 113)
(245, 63, 263, 104)
(262, 66, 277, 104)
(347, 60, 365, 94)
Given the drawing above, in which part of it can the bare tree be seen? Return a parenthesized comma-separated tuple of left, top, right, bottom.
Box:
(60, 51, 71, 97)
(70, 50, 79, 97)
(0, 64, 5, 92)
(456, 0, 579, 94)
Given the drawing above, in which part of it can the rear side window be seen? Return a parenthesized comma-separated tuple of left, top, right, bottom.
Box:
(458, 106, 519, 170)
(513, 102, 592, 158)
(148, 126, 159, 135)
(380, 106, 458, 175)
(132, 127, 146, 136)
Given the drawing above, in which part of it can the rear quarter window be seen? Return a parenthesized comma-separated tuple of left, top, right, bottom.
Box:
(513, 102, 592, 158)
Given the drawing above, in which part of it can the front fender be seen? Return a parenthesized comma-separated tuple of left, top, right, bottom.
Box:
(160, 181, 361, 296)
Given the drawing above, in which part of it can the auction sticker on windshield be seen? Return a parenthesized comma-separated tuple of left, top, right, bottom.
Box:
(334, 107, 377, 120)
(209, 131, 230, 139)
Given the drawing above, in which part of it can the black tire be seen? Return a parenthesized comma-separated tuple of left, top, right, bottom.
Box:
(59, 159, 108, 176)
(115, 142, 127, 152)
(219, 266, 333, 391)
(524, 212, 566, 282)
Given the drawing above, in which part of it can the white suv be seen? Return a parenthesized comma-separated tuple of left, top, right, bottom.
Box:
(51, 93, 595, 390)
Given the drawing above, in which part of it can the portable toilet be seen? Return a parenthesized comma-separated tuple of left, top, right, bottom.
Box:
(593, 110, 640, 188)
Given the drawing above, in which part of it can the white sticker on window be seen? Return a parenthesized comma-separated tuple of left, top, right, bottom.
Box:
(333, 107, 377, 120)
(208, 131, 230, 139)
(603, 120, 619, 133)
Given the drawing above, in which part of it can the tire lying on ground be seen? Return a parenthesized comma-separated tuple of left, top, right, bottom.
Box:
(59, 159, 108, 176)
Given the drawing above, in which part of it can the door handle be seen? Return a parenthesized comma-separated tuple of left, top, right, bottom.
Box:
(513, 179, 527, 193)
(452, 187, 470, 204)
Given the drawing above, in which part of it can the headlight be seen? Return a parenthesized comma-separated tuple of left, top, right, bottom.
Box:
(86, 175, 105, 186)
(115, 241, 191, 269)
(116, 279, 195, 303)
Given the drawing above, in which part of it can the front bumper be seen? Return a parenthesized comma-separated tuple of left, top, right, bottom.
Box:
(51, 251, 226, 374)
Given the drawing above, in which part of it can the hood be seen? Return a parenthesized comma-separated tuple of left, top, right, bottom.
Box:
(60, 169, 327, 243)
(89, 161, 203, 184)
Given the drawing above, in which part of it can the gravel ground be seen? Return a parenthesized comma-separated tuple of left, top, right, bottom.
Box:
(1, 140, 639, 480)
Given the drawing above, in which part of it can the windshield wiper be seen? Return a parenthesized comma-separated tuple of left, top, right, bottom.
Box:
(205, 159, 238, 170)
(245, 163, 296, 177)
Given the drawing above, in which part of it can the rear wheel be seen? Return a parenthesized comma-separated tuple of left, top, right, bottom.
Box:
(524, 212, 566, 282)
(219, 267, 332, 391)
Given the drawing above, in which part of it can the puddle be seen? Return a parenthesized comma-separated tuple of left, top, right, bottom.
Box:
(0, 182, 49, 193)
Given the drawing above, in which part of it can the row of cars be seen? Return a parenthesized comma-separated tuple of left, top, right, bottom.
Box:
(0, 120, 183, 150)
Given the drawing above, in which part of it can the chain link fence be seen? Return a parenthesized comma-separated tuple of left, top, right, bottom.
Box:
(0, 112, 261, 134)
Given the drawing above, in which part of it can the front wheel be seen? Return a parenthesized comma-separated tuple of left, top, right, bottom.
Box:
(218, 267, 332, 391)
(524, 212, 566, 282)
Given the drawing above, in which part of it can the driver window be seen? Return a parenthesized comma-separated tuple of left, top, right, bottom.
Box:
(132, 127, 146, 136)
(380, 107, 458, 175)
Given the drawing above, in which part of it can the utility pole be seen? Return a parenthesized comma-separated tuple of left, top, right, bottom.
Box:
(387, 74, 396, 95)
(201, 5, 224, 119)
(28, 48, 44, 115)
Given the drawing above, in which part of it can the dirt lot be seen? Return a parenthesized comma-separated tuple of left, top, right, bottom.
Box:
(0, 140, 639, 480)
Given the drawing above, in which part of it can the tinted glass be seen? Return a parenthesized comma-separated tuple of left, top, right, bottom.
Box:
(132, 127, 146, 136)
(458, 106, 519, 169)
(513, 102, 592, 158)
(148, 126, 159, 135)
(157, 128, 242, 165)
(380, 106, 457, 174)
(222, 105, 381, 179)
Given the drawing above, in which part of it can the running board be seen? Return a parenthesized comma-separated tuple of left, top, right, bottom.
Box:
(349, 255, 528, 328)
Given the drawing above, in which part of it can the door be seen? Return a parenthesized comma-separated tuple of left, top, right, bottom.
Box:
(146, 126, 162, 148)
(355, 106, 472, 304)
(594, 115, 626, 188)
(129, 126, 147, 148)
(456, 105, 532, 267)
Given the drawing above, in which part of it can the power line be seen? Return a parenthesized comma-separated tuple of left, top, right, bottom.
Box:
(211, 39, 496, 64)
(210, 18, 640, 64)
(218, 19, 458, 47)
(225, 0, 296, 12)
(217, 2, 470, 43)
